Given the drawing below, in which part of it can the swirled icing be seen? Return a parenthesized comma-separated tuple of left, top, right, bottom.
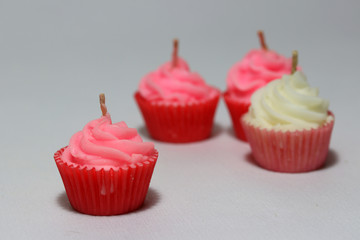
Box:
(138, 57, 219, 103)
(62, 114, 155, 170)
(244, 71, 332, 131)
(226, 49, 294, 101)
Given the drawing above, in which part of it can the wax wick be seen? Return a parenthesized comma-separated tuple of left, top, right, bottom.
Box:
(172, 38, 179, 68)
(99, 93, 107, 116)
(292, 50, 298, 74)
(257, 30, 268, 50)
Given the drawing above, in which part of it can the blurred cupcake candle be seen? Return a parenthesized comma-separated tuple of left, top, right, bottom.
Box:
(242, 51, 335, 173)
(224, 31, 296, 141)
(226, 31, 295, 101)
(135, 39, 220, 143)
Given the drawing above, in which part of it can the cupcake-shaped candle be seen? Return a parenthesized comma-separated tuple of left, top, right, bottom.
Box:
(224, 31, 297, 141)
(54, 94, 158, 215)
(242, 51, 335, 173)
(135, 39, 220, 143)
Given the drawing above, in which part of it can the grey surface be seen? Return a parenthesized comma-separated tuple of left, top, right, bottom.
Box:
(1, 0, 360, 239)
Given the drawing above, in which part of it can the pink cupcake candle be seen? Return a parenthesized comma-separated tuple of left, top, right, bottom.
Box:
(54, 94, 158, 215)
(135, 39, 220, 143)
(242, 51, 335, 173)
(224, 31, 297, 141)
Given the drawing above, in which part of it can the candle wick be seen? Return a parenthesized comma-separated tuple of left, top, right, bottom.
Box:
(257, 30, 268, 50)
(99, 93, 107, 116)
(172, 38, 179, 68)
(291, 50, 298, 74)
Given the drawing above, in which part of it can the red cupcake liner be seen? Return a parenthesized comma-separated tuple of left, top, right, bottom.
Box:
(134, 91, 220, 143)
(242, 113, 335, 173)
(54, 147, 158, 216)
(223, 91, 250, 141)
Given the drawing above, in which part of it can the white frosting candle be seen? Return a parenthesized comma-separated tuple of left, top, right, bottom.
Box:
(244, 71, 333, 131)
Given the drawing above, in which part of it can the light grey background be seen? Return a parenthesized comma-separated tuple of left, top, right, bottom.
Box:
(1, 0, 359, 239)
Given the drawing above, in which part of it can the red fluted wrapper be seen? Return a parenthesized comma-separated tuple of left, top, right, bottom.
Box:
(223, 91, 250, 141)
(54, 147, 158, 216)
(134, 91, 220, 143)
(242, 113, 335, 173)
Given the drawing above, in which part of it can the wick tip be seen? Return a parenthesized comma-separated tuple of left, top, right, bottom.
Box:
(172, 38, 179, 68)
(291, 50, 299, 74)
(173, 38, 179, 46)
(99, 93, 105, 104)
(99, 93, 107, 116)
(257, 30, 268, 50)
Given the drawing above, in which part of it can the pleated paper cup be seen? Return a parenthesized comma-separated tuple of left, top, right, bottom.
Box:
(54, 147, 158, 216)
(242, 113, 335, 173)
(134, 90, 220, 143)
(223, 91, 250, 141)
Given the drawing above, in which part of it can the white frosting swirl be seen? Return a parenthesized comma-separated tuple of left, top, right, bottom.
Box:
(245, 71, 332, 131)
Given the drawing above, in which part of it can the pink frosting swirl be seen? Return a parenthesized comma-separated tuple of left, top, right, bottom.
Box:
(226, 49, 295, 102)
(139, 57, 219, 103)
(62, 114, 155, 170)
